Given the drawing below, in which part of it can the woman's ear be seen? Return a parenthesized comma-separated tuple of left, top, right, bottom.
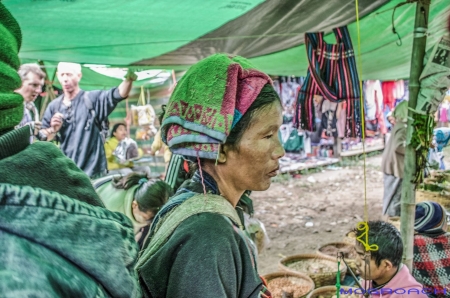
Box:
(217, 144, 228, 163)
(217, 144, 235, 163)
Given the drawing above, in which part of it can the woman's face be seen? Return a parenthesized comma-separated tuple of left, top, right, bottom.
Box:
(113, 125, 127, 141)
(221, 101, 285, 192)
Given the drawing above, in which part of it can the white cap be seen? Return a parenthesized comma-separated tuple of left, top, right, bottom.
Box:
(57, 62, 82, 74)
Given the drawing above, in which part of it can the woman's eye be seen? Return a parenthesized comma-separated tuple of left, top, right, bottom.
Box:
(264, 134, 273, 139)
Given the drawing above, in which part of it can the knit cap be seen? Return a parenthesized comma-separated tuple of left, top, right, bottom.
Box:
(0, 2, 23, 135)
(160, 53, 272, 160)
(414, 201, 447, 233)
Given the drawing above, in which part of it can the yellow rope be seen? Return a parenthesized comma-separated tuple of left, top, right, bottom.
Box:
(354, 0, 377, 254)
(355, 0, 368, 223)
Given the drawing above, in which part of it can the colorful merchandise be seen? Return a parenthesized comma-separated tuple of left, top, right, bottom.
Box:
(295, 26, 361, 138)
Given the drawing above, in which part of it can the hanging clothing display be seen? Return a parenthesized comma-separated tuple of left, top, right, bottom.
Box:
(364, 80, 387, 135)
(393, 80, 406, 101)
(321, 99, 338, 138)
(274, 76, 303, 110)
(279, 124, 304, 153)
(295, 26, 361, 138)
(336, 101, 347, 138)
(381, 81, 396, 111)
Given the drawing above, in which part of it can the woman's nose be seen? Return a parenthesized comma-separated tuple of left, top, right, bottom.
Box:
(273, 138, 285, 159)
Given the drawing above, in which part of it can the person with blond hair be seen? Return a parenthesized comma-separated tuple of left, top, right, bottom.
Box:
(14, 63, 45, 140)
(39, 62, 137, 178)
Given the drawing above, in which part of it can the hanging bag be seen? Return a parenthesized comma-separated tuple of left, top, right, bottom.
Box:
(131, 86, 156, 127)
(112, 137, 139, 163)
(295, 26, 361, 138)
(283, 128, 304, 153)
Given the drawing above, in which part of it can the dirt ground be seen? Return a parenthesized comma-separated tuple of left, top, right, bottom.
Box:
(252, 154, 385, 275)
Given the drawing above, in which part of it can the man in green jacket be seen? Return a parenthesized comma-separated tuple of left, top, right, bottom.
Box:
(0, 3, 140, 297)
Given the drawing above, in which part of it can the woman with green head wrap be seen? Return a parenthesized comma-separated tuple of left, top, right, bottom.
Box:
(381, 100, 408, 217)
(136, 54, 285, 297)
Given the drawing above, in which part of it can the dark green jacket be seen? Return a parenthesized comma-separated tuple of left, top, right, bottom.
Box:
(0, 183, 141, 297)
(138, 212, 262, 298)
(137, 171, 263, 298)
(0, 127, 140, 297)
(0, 126, 103, 206)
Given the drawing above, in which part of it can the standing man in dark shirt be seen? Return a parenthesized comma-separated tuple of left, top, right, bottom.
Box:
(40, 62, 137, 178)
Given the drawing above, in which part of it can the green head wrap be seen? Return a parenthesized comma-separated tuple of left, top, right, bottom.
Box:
(0, 2, 24, 135)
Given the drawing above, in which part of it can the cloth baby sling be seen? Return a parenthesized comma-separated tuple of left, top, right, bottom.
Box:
(135, 193, 268, 294)
(295, 26, 361, 138)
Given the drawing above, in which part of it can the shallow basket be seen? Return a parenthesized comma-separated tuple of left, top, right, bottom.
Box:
(306, 285, 359, 298)
(279, 254, 347, 288)
(387, 216, 401, 231)
(416, 189, 450, 209)
(316, 242, 358, 275)
(263, 271, 315, 298)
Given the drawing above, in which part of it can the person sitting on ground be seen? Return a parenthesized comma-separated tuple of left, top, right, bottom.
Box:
(105, 122, 143, 175)
(354, 221, 427, 298)
(0, 4, 140, 297)
(381, 101, 408, 217)
(413, 201, 450, 298)
(135, 54, 284, 297)
(94, 173, 173, 248)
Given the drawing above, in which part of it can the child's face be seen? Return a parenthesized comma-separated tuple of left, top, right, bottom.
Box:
(355, 243, 391, 284)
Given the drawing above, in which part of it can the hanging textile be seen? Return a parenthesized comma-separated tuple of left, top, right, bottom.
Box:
(295, 26, 361, 138)
(381, 81, 396, 111)
(365, 80, 387, 136)
(321, 99, 338, 137)
(393, 80, 406, 101)
(275, 76, 303, 110)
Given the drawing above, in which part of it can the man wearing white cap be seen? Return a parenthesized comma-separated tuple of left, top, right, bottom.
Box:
(40, 62, 137, 178)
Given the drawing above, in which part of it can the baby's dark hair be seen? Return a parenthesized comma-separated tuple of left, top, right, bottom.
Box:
(112, 173, 173, 214)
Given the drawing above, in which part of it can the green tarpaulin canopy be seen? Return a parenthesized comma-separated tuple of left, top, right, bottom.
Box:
(4, 0, 450, 82)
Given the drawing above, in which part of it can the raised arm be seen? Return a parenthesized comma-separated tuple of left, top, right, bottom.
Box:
(92, 69, 137, 122)
(118, 69, 137, 98)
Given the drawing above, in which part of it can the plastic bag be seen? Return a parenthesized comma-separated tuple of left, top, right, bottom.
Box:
(113, 137, 139, 163)
(131, 86, 157, 127)
(243, 213, 270, 254)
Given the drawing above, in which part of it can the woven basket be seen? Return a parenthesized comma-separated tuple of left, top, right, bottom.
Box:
(263, 271, 315, 298)
(306, 286, 359, 298)
(279, 254, 347, 288)
(387, 216, 401, 231)
(416, 189, 450, 209)
(316, 242, 358, 274)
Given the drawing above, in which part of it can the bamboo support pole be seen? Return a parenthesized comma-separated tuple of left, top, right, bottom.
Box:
(400, 0, 431, 270)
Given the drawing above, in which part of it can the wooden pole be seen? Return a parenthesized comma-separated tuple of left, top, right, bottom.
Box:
(37, 60, 57, 119)
(400, 0, 431, 270)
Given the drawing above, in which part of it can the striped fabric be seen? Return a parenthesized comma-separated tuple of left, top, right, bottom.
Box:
(295, 26, 361, 138)
(165, 153, 184, 190)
